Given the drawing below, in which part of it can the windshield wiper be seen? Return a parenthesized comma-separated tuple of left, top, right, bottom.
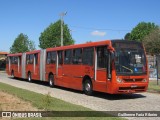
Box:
(120, 64, 133, 73)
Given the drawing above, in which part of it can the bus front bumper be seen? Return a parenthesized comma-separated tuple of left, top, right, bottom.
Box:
(112, 83, 148, 94)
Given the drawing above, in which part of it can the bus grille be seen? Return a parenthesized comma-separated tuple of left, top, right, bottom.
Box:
(119, 86, 145, 91)
(123, 78, 143, 82)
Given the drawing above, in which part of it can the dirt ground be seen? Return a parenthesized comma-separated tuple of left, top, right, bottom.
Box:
(0, 91, 37, 111)
(0, 91, 37, 120)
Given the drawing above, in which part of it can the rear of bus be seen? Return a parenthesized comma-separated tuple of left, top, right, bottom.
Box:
(6, 53, 22, 78)
(110, 40, 149, 94)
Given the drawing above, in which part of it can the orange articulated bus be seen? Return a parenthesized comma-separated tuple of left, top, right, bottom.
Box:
(6, 40, 149, 95)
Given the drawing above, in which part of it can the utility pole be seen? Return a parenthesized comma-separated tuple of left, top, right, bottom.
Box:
(60, 12, 67, 46)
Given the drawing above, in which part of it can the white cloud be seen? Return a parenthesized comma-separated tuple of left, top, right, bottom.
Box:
(91, 30, 106, 36)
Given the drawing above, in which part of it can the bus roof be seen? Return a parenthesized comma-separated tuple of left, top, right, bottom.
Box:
(46, 39, 112, 51)
(8, 39, 140, 55)
(26, 50, 41, 54)
(7, 53, 22, 57)
(111, 39, 142, 44)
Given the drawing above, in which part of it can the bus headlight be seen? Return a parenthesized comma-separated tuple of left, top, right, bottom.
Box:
(142, 79, 147, 82)
(117, 77, 123, 83)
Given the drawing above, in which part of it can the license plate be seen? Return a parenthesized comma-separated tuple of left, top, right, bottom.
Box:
(131, 85, 137, 88)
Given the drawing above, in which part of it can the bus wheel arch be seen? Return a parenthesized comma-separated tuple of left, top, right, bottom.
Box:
(49, 73, 54, 87)
(27, 71, 32, 82)
(82, 75, 93, 95)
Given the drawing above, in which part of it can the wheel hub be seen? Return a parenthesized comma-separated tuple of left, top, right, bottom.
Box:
(85, 83, 91, 91)
(50, 79, 53, 86)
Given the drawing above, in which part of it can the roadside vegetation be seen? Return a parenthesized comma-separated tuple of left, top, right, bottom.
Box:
(0, 82, 124, 120)
(148, 80, 160, 93)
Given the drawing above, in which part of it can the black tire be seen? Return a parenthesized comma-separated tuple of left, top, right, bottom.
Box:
(83, 79, 93, 95)
(28, 72, 32, 82)
(11, 70, 14, 78)
(49, 74, 54, 87)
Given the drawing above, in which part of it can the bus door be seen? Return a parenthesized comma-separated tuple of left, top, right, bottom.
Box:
(56, 51, 63, 78)
(46, 51, 56, 80)
(83, 47, 95, 79)
(33, 53, 39, 79)
(14, 56, 21, 77)
(62, 49, 72, 87)
(70, 48, 83, 89)
(94, 46, 110, 92)
(17, 56, 22, 76)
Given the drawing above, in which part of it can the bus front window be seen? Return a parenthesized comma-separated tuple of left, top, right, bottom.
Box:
(112, 41, 147, 75)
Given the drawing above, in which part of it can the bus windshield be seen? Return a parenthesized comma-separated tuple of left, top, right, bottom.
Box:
(112, 41, 147, 75)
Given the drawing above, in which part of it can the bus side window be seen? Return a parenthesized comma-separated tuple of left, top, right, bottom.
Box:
(11, 57, 14, 64)
(29, 54, 34, 64)
(58, 51, 63, 64)
(34, 53, 38, 64)
(26, 55, 30, 64)
(47, 52, 56, 64)
(82, 47, 94, 66)
(26, 54, 34, 64)
(73, 48, 82, 64)
(64, 50, 72, 64)
(19, 56, 21, 65)
(51, 51, 56, 64)
(46, 52, 51, 64)
(97, 46, 108, 69)
(14, 57, 18, 64)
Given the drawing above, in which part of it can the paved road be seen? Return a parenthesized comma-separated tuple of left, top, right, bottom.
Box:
(0, 72, 160, 120)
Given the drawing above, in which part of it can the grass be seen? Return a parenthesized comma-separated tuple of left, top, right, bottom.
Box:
(148, 80, 160, 93)
(0, 82, 125, 120)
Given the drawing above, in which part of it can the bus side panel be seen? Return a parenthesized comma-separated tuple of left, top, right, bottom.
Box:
(81, 65, 95, 90)
(60, 64, 72, 88)
(92, 64, 117, 94)
(71, 65, 83, 90)
(62, 64, 83, 90)
(92, 70, 108, 93)
(45, 64, 56, 82)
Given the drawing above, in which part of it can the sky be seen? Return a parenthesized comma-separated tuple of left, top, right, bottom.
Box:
(0, 0, 160, 52)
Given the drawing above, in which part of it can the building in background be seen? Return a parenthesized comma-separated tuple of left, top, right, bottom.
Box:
(0, 52, 8, 70)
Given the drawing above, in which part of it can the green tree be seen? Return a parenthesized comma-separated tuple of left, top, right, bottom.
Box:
(129, 22, 158, 42)
(124, 33, 130, 40)
(10, 33, 36, 53)
(39, 20, 74, 49)
(143, 27, 160, 55)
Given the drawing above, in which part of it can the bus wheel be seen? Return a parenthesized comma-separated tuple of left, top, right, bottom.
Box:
(28, 73, 32, 82)
(11, 70, 14, 78)
(49, 74, 54, 87)
(83, 79, 93, 95)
